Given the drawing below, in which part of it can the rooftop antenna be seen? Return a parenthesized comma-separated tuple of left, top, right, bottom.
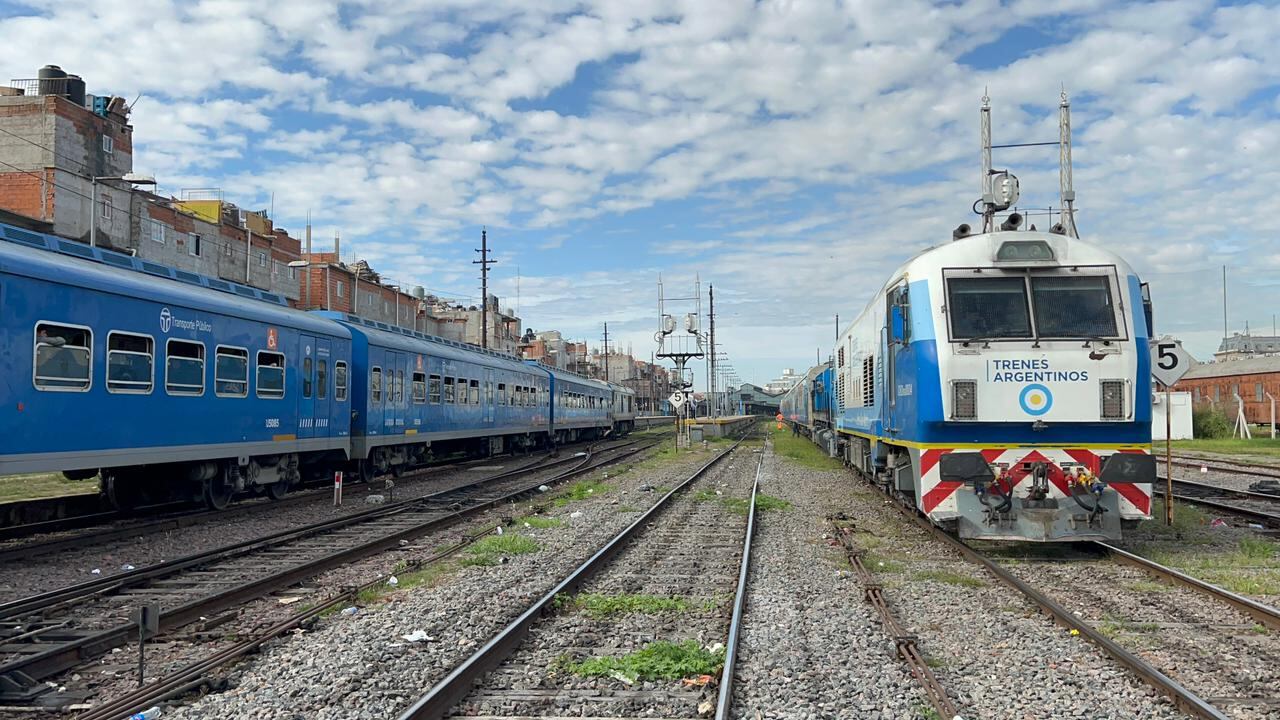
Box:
(980, 89, 994, 233)
(1059, 87, 1078, 238)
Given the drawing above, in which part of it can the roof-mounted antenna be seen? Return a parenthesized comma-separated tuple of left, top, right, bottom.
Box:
(980, 89, 994, 233)
(1059, 87, 1079, 238)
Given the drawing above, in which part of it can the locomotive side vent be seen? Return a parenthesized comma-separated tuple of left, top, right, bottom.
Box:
(1100, 379, 1126, 420)
(952, 380, 977, 419)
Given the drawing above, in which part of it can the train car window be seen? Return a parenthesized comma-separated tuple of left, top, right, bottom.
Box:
(396, 369, 405, 403)
(455, 378, 467, 404)
(317, 359, 328, 400)
(946, 276, 1032, 340)
(371, 367, 382, 402)
(469, 379, 480, 404)
(302, 357, 314, 398)
(106, 332, 153, 393)
(34, 322, 92, 391)
(429, 374, 442, 404)
(257, 352, 286, 399)
(486, 381, 494, 405)
(444, 376, 455, 403)
(1030, 276, 1118, 338)
(334, 361, 347, 402)
(413, 372, 426, 403)
(215, 347, 249, 397)
(498, 383, 507, 405)
(165, 339, 205, 396)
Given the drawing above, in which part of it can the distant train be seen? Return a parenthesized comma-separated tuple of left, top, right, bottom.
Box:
(0, 223, 635, 510)
(782, 94, 1155, 542)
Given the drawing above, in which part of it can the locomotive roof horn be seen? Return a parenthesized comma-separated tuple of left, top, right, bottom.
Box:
(952, 223, 971, 241)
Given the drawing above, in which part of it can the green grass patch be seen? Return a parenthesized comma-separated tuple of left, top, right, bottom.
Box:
(719, 493, 792, 515)
(0, 472, 100, 504)
(560, 593, 689, 617)
(616, 505, 641, 513)
(769, 425, 844, 470)
(864, 553, 905, 573)
(462, 533, 540, 566)
(912, 569, 986, 588)
(917, 704, 942, 720)
(553, 479, 611, 507)
(1171, 437, 1280, 460)
(519, 515, 563, 529)
(1239, 536, 1276, 560)
(559, 640, 724, 682)
(692, 489, 720, 503)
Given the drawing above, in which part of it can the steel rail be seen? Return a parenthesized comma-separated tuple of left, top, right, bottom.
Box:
(0, 440, 657, 700)
(1155, 485, 1280, 527)
(0, 446, 567, 562)
(714, 451, 762, 720)
(73, 525, 503, 720)
(890, 506, 1228, 720)
(831, 519, 959, 719)
(396, 434, 750, 720)
(1170, 456, 1280, 480)
(1092, 541, 1280, 632)
(1168, 476, 1280, 503)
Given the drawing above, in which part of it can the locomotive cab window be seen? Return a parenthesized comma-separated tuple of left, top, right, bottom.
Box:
(1030, 275, 1118, 338)
(257, 352, 285, 399)
(107, 332, 153, 393)
(215, 346, 249, 397)
(166, 339, 205, 396)
(34, 322, 92, 391)
(334, 361, 348, 402)
(413, 372, 426, 403)
(946, 276, 1032, 340)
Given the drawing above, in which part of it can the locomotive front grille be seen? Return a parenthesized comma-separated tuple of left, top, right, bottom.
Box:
(952, 380, 976, 419)
(1100, 379, 1126, 420)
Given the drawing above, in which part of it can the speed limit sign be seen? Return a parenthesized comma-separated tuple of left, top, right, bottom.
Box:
(1149, 339, 1194, 387)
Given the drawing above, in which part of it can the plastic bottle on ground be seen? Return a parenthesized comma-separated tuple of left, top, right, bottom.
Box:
(128, 707, 163, 719)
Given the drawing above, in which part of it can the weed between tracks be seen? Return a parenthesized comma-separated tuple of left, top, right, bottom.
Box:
(518, 514, 563, 528)
(769, 425, 844, 470)
(911, 569, 986, 588)
(557, 639, 724, 682)
(557, 592, 690, 617)
(553, 479, 612, 507)
(463, 533, 540, 566)
(692, 488, 792, 515)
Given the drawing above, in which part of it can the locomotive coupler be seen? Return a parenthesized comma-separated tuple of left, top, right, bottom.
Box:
(1021, 461, 1059, 510)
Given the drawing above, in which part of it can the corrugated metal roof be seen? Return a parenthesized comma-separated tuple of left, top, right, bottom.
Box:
(1182, 356, 1280, 379)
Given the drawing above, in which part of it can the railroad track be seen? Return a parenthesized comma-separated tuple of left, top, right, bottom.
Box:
(0, 444, 587, 560)
(1157, 476, 1280, 528)
(0, 437, 659, 706)
(396, 434, 760, 720)
(891, 501, 1280, 720)
(1170, 454, 1280, 480)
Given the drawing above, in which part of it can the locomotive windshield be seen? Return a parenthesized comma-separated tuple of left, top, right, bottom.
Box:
(947, 277, 1033, 340)
(947, 272, 1120, 341)
(1031, 276, 1117, 338)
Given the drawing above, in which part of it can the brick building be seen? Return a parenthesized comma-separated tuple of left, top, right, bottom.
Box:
(1174, 356, 1280, 423)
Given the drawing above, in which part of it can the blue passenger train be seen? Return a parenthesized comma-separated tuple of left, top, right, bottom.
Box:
(0, 222, 636, 510)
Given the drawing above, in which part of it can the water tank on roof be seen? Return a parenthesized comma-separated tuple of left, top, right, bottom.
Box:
(37, 65, 67, 96)
(65, 75, 85, 106)
(413, 286, 425, 299)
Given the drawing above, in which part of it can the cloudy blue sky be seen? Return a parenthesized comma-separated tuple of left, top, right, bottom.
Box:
(2, 0, 1278, 387)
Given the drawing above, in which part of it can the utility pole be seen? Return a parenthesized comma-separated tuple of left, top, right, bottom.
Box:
(602, 322, 611, 382)
(708, 284, 716, 418)
(1222, 265, 1228, 341)
(473, 228, 496, 350)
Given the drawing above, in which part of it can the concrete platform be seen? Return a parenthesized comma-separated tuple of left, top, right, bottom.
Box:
(688, 414, 759, 438)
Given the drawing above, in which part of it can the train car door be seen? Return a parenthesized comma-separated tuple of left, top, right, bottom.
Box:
(885, 282, 909, 434)
(314, 338, 332, 439)
(385, 350, 402, 435)
(484, 368, 495, 425)
(298, 335, 317, 439)
(368, 347, 385, 437)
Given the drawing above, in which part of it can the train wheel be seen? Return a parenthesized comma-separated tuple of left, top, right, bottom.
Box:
(266, 480, 289, 501)
(203, 475, 234, 510)
(103, 473, 142, 512)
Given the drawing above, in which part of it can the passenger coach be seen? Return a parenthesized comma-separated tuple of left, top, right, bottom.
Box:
(0, 227, 351, 510)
